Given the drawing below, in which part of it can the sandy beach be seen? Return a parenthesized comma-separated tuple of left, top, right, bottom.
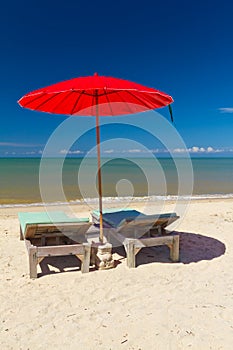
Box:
(0, 199, 233, 349)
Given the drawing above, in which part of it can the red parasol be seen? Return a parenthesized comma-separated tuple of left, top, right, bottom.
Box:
(18, 73, 173, 242)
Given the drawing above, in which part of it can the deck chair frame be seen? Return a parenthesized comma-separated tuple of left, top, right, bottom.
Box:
(109, 229, 179, 268)
(20, 221, 92, 278)
(92, 210, 180, 268)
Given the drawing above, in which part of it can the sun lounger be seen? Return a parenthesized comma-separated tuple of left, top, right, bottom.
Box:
(18, 211, 92, 278)
(91, 209, 180, 268)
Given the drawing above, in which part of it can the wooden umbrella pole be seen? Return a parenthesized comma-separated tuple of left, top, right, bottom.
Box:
(95, 94, 104, 243)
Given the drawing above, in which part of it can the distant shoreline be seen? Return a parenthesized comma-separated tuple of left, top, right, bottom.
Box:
(1, 194, 233, 208)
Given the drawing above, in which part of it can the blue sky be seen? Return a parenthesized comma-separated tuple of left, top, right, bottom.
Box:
(1, 0, 233, 157)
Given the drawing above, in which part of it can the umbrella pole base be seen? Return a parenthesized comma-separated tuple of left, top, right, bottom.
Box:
(91, 243, 115, 270)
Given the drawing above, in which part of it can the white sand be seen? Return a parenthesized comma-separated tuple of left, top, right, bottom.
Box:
(0, 199, 233, 349)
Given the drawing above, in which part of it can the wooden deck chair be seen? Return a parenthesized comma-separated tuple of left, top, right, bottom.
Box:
(18, 211, 92, 278)
(91, 209, 180, 268)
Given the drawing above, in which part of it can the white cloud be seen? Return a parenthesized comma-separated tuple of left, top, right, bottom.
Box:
(172, 146, 223, 154)
(102, 148, 158, 155)
(219, 108, 233, 113)
(60, 149, 84, 155)
(4, 151, 16, 155)
(122, 148, 145, 153)
(149, 149, 161, 153)
(189, 146, 222, 153)
(172, 148, 187, 153)
(189, 146, 211, 153)
(54, 146, 233, 156)
(103, 149, 115, 154)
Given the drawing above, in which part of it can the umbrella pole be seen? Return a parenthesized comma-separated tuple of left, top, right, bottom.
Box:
(95, 97, 104, 243)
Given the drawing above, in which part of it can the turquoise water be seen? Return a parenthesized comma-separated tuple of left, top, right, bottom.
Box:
(0, 157, 233, 205)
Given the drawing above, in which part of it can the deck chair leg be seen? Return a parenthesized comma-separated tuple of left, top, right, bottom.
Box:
(20, 227, 24, 240)
(170, 235, 179, 262)
(125, 239, 136, 268)
(81, 243, 91, 273)
(29, 247, 38, 279)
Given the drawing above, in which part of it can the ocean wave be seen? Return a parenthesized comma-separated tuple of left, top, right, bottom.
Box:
(1, 194, 233, 208)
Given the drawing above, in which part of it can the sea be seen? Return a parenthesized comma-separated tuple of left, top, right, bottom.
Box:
(1, 157, 233, 207)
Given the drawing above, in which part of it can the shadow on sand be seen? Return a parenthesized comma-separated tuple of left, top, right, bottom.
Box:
(134, 231, 226, 266)
(38, 256, 97, 278)
(38, 256, 79, 277)
(37, 231, 226, 277)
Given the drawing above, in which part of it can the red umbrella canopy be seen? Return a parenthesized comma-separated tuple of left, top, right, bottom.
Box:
(18, 73, 173, 117)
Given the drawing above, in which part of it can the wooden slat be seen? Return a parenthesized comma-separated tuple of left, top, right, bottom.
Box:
(24, 239, 34, 252)
(20, 227, 24, 240)
(29, 246, 38, 279)
(125, 239, 136, 268)
(170, 235, 180, 262)
(25, 222, 92, 239)
(36, 244, 86, 257)
(133, 236, 175, 248)
(118, 215, 179, 230)
(81, 243, 91, 273)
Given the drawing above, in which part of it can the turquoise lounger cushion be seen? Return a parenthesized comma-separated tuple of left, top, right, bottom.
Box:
(92, 209, 145, 228)
(18, 211, 89, 234)
(92, 209, 177, 228)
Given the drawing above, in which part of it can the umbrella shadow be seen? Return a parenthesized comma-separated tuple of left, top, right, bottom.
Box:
(113, 231, 226, 266)
(177, 231, 226, 264)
